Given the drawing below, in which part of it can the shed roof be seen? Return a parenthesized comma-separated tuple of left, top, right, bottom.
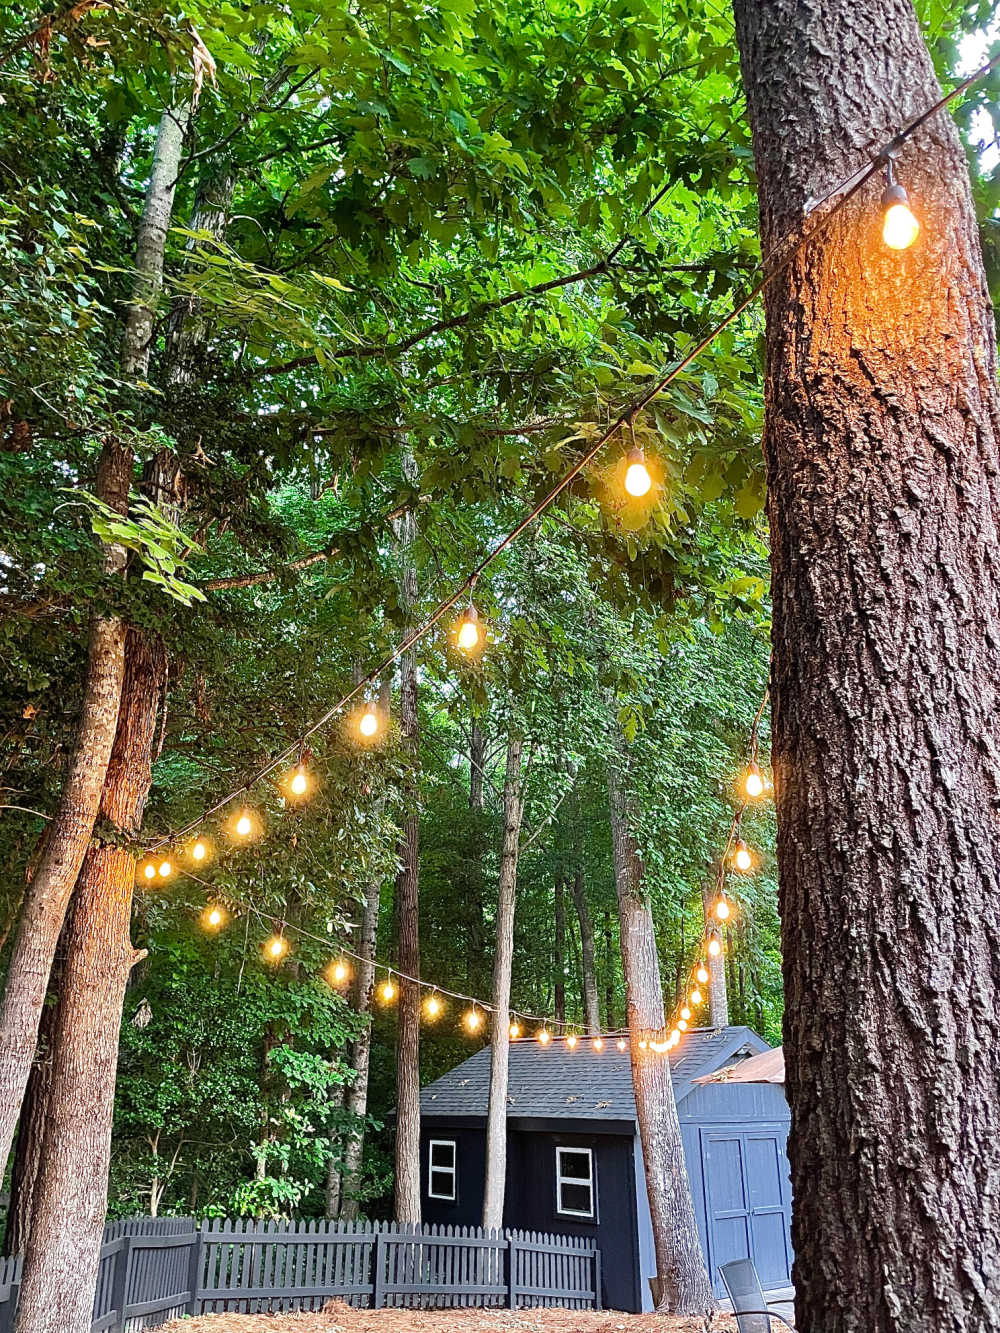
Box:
(420, 1025, 770, 1125)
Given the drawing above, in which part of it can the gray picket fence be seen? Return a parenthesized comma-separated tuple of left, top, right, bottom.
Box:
(0, 1217, 601, 1331)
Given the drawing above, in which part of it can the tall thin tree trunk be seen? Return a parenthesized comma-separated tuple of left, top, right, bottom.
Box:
(465, 716, 487, 990)
(553, 876, 566, 1023)
(733, 2, 1000, 1327)
(603, 909, 616, 1030)
(0, 96, 191, 1182)
(13, 630, 164, 1333)
(569, 810, 600, 1033)
(607, 735, 714, 1315)
(393, 448, 421, 1223)
(482, 734, 525, 1231)
(700, 876, 729, 1027)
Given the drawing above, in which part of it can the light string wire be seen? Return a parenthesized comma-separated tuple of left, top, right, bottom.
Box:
(146, 48, 1000, 858)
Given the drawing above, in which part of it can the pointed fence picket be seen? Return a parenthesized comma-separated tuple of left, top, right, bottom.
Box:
(0, 1215, 600, 1329)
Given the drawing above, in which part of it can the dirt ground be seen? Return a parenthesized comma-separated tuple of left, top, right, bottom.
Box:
(162, 1302, 740, 1333)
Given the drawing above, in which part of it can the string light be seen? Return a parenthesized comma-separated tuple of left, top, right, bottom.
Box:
(638, 1038, 648, 1052)
(359, 704, 379, 739)
(671, 1026, 681, 1041)
(650, 1038, 669, 1054)
(380, 973, 397, 1003)
(158, 860, 172, 879)
(537, 1027, 551, 1046)
(190, 838, 210, 863)
(733, 839, 753, 873)
(678, 1018, 688, 1032)
(681, 1007, 691, 1022)
(715, 896, 731, 921)
(201, 903, 226, 930)
(465, 1005, 483, 1033)
(425, 991, 443, 1019)
(708, 937, 722, 958)
(616, 1038, 627, 1052)
(286, 764, 310, 798)
(882, 157, 919, 250)
(744, 763, 764, 799)
(456, 602, 481, 653)
(696, 965, 709, 985)
(690, 989, 702, 1006)
(593, 1036, 604, 1052)
(232, 807, 258, 840)
(624, 445, 652, 498)
(327, 958, 351, 987)
(264, 933, 289, 962)
(509, 1020, 521, 1039)
(566, 1034, 578, 1050)
(142, 862, 156, 881)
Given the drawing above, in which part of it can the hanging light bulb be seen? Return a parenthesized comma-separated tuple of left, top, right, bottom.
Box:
(708, 937, 722, 958)
(190, 838, 209, 863)
(624, 445, 652, 498)
(638, 1038, 648, 1052)
(328, 958, 351, 987)
(380, 973, 397, 1003)
(690, 989, 703, 1006)
(425, 991, 442, 1019)
(566, 1034, 578, 1050)
(678, 1018, 688, 1032)
(681, 1006, 691, 1022)
(537, 1027, 551, 1046)
(142, 862, 156, 881)
(359, 704, 379, 738)
(616, 1038, 627, 1052)
(465, 1006, 482, 1033)
(696, 965, 709, 985)
(202, 903, 226, 931)
(593, 1036, 604, 1052)
(733, 839, 753, 873)
(158, 860, 172, 879)
(715, 896, 731, 921)
(650, 1039, 669, 1054)
(456, 603, 481, 653)
(232, 807, 258, 840)
(287, 763, 310, 798)
(672, 1026, 682, 1041)
(882, 160, 919, 250)
(509, 1020, 521, 1040)
(265, 933, 288, 962)
(744, 763, 765, 799)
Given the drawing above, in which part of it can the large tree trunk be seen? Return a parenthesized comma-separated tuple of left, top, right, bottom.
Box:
(607, 738, 714, 1315)
(13, 630, 164, 1333)
(482, 734, 525, 1231)
(732, 3, 1000, 1329)
(393, 448, 421, 1223)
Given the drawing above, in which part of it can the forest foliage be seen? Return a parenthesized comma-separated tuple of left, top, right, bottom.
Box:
(1, 0, 996, 1220)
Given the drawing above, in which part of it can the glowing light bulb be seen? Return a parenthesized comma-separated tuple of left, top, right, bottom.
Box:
(509, 1021, 521, 1039)
(381, 976, 396, 1003)
(733, 840, 753, 873)
(465, 1007, 482, 1032)
(359, 707, 378, 738)
(681, 1007, 691, 1022)
(678, 1018, 688, 1032)
(716, 898, 731, 921)
(143, 863, 156, 881)
(616, 1038, 627, 1052)
(234, 809, 254, 838)
(425, 992, 442, 1019)
(330, 959, 350, 985)
(690, 989, 702, 1006)
(191, 840, 207, 862)
(638, 1038, 648, 1052)
(158, 860, 172, 879)
(289, 766, 309, 797)
(882, 180, 919, 250)
(708, 937, 722, 958)
(744, 764, 764, 799)
(593, 1036, 604, 1052)
(566, 1034, 578, 1050)
(624, 446, 652, 498)
(651, 1039, 669, 1054)
(266, 934, 288, 961)
(696, 965, 709, 985)
(537, 1028, 551, 1046)
(203, 904, 224, 930)
(672, 1026, 682, 1041)
(457, 604, 481, 653)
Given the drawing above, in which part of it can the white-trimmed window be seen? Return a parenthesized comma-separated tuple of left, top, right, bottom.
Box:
(555, 1146, 595, 1219)
(428, 1139, 457, 1201)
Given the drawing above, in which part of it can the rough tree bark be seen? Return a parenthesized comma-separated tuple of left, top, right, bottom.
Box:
(393, 447, 422, 1223)
(13, 630, 164, 1333)
(570, 868, 600, 1034)
(607, 736, 714, 1315)
(482, 734, 526, 1231)
(732, 2, 1000, 1328)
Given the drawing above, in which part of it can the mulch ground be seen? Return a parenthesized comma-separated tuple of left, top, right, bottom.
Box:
(161, 1303, 739, 1333)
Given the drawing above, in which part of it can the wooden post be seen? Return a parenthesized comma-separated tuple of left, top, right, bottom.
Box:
(109, 1235, 131, 1332)
(186, 1222, 204, 1316)
(372, 1229, 386, 1309)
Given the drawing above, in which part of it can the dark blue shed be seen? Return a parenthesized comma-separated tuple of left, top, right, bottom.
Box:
(418, 1025, 792, 1312)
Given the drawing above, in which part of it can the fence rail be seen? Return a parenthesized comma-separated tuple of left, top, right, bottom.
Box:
(0, 1217, 600, 1331)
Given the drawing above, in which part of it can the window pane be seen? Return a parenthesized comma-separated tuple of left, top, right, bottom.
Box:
(429, 1168, 455, 1198)
(559, 1152, 591, 1182)
(430, 1142, 455, 1170)
(559, 1182, 592, 1215)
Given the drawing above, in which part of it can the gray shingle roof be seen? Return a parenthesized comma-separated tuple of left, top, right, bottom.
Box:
(419, 1025, 769, 1124)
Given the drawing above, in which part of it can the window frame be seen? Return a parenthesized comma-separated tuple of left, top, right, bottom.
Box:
(555, 1145, 596, 1220)
(427, 1138, 458, 1202)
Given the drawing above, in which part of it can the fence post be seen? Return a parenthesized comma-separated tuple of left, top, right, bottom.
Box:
(372, 1229, 386, 1310)
(109, 1235, 132, 1333)
(506, 1233, 517, 1310)
(186, 1221, 204, 1316)
(592, 1244, 602, 1310)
